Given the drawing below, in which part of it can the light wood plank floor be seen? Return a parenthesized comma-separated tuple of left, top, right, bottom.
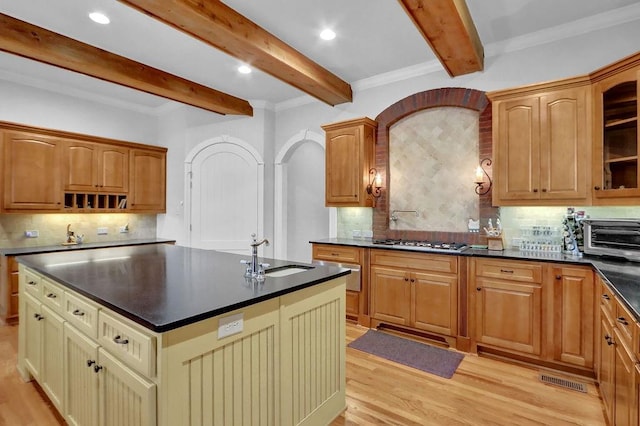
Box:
(1, 322, 606, 425)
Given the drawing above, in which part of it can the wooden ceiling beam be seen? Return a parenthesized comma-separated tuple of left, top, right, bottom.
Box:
(118, 0, 353, 106)
(398, 0, 484, 77)
(0, 13, 253, 116)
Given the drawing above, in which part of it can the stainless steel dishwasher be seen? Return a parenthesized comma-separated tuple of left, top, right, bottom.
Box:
(312, 260, 361, 291)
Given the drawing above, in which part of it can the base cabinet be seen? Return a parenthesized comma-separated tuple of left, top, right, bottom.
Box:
(370, 250, 458, 342)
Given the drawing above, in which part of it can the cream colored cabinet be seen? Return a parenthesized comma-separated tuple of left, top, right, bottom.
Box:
(488, 80, 591, 206)
(546, 265, 594, 368)
(472, 258, 543, 356)
(322, 117, 377, 207)
(2, 130, 63, 211)
(129, 149, 166, 212)
(63, 140, 129, 193)
(23, 292, 43, 380)
(370, 250, 458, 341)
(591, 56, 640, 203)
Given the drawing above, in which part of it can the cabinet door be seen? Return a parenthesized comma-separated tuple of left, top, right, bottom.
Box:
(475, 278, 542, 355)
(614, 328, 636, 426)
(64, 141, 98, 191)
(599, 312, 615, 424)
(412, 271, 457, 336)
(495, 97, 541, 201)
(593, 67, 640, 200)
(325, 126, 364, 205)
(41, 305, 65, 412)
(539, 87, 589, 200)
(23, 292, 42, 380)
(97, 348, 156, 426)
(98, 146, 129, 192)
(548, 266, 594, 367)
(129, 149, 166, 212)
(3, 131, 62, 210)
(370, 266, 410, 326)
(64, 323, 99, 426)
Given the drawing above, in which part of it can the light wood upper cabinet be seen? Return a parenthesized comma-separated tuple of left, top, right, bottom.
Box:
(591, 57, 640, 203)
(2, 130, 63, 211)
(129, 149, 166, 212)
(64, 141, 129, 193)
(489, 80, 591, 206)
(322, 117, 377, 207)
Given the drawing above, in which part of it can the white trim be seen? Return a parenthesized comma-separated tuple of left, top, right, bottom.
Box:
(273, 130, 335, 259)
(184, 136, 265, 248)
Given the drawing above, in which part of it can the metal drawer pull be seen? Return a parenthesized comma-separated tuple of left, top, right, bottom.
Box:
(601, 294, 610, 300)
(72, 309, 85, 316)
(604, 335, 614, 346)
(94, 365, 103, 373)
(617, 317, 628, 325)
(46, 293, 57, 298)
(500, 269, 514, 273)
(34, 313, 43, 321)
(87, 360, 95, 367)
(27, 280, 36, 286)
(113, 335, 129, 345)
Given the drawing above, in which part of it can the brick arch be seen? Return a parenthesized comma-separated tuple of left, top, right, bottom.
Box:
(372, 87, 497, 243)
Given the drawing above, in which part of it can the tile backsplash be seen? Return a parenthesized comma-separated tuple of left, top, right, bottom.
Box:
(0, 213, 157, 248)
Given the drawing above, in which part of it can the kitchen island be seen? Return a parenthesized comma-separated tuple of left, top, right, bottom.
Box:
(16, 244, 349, 426)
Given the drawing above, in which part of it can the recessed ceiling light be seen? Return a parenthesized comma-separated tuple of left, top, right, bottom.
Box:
(320, 28, 336, 41)
(89, 12, 110, 25)
(238, 65, 252, 74)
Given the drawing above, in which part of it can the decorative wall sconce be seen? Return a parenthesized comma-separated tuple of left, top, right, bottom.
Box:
(366, 168, 383, 206)
(474, 158, 492, 195)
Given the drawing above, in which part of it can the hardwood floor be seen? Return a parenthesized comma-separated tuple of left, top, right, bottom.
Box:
(0, 322, 605, 425)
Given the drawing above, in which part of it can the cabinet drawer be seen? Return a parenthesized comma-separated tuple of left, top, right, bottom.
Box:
(98, 310, 156, 378)
(22, 268, 42, 299)
(41, 278, 64, 314)
(599, 278, 615, 317)
(370, 250, 457, 273)
(614, 299, 636, 349)
(474, 259, 542, 283)
(63, 291, 99, 339)
(313, 244, 361, 263)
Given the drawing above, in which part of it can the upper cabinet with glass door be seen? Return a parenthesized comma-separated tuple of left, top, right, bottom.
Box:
(592, 53, 640, 203)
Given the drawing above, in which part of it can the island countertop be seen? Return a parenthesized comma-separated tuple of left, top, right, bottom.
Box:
(16, 244, 349, 333)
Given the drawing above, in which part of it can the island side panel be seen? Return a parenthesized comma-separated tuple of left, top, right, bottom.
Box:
(162, 298, 281, 426)
(280, 277, 346, 426)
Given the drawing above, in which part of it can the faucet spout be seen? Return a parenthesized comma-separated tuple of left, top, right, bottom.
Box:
(248, 234, 270, 277)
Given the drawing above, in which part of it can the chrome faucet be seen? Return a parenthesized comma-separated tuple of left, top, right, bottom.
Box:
(241, 233, 270, 279)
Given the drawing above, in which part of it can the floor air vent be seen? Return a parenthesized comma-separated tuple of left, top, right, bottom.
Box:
(539, 374, 587, 393)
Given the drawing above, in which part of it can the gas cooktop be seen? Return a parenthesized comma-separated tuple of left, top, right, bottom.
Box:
(372, 239, 468, 253)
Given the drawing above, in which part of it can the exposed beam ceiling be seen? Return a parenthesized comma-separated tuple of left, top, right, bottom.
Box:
(117, 0, 353, 106)
(0, 13, 253, 116)
(398, 0, 484, 77)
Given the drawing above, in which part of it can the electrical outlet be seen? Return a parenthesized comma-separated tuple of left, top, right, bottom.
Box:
(119, 226, 129, 233)
(97, 227, 108, 235)
(25, 230, 39, 238)
(362, 230, 373, 238)
(218, 313, 244, 339)
(352, 230, 362, 239)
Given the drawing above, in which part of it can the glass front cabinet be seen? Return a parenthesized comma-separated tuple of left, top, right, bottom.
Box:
(593, 64, 640, 202)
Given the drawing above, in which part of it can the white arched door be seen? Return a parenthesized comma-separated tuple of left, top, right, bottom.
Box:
(186, 137, 264, 255)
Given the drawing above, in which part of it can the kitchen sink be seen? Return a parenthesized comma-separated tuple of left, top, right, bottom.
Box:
(264, 265, 314, 277)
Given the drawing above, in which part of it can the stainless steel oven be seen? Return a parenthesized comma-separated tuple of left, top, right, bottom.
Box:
(312, 260, 361, 291)
(583, 218, 640, 261)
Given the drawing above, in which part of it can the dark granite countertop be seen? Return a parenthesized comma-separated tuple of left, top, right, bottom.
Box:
(310, 237, 640, 321)
(16, 244, 349, 333)
(1, 238, 175, 256)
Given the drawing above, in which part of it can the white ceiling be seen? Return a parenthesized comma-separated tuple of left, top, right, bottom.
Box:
(1, 0, 639, 115)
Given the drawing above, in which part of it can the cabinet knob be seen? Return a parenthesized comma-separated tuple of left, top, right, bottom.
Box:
(542, 188, 547, 192)
(555, 275, 562, 280)
(594, 186, 601, 191)
(72, 309, 85, 317)
(410, 278, 415, 283)
(86, 360, 96, 367)
(46, 293, 57, 299)
(404, 277, 409, 282)
(476, 287, 481, 291)
(604, 335, 614, 346)
(94, 365, 103, 373)
(533, 188, 538, 193)
(27, 281, 36, 286)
